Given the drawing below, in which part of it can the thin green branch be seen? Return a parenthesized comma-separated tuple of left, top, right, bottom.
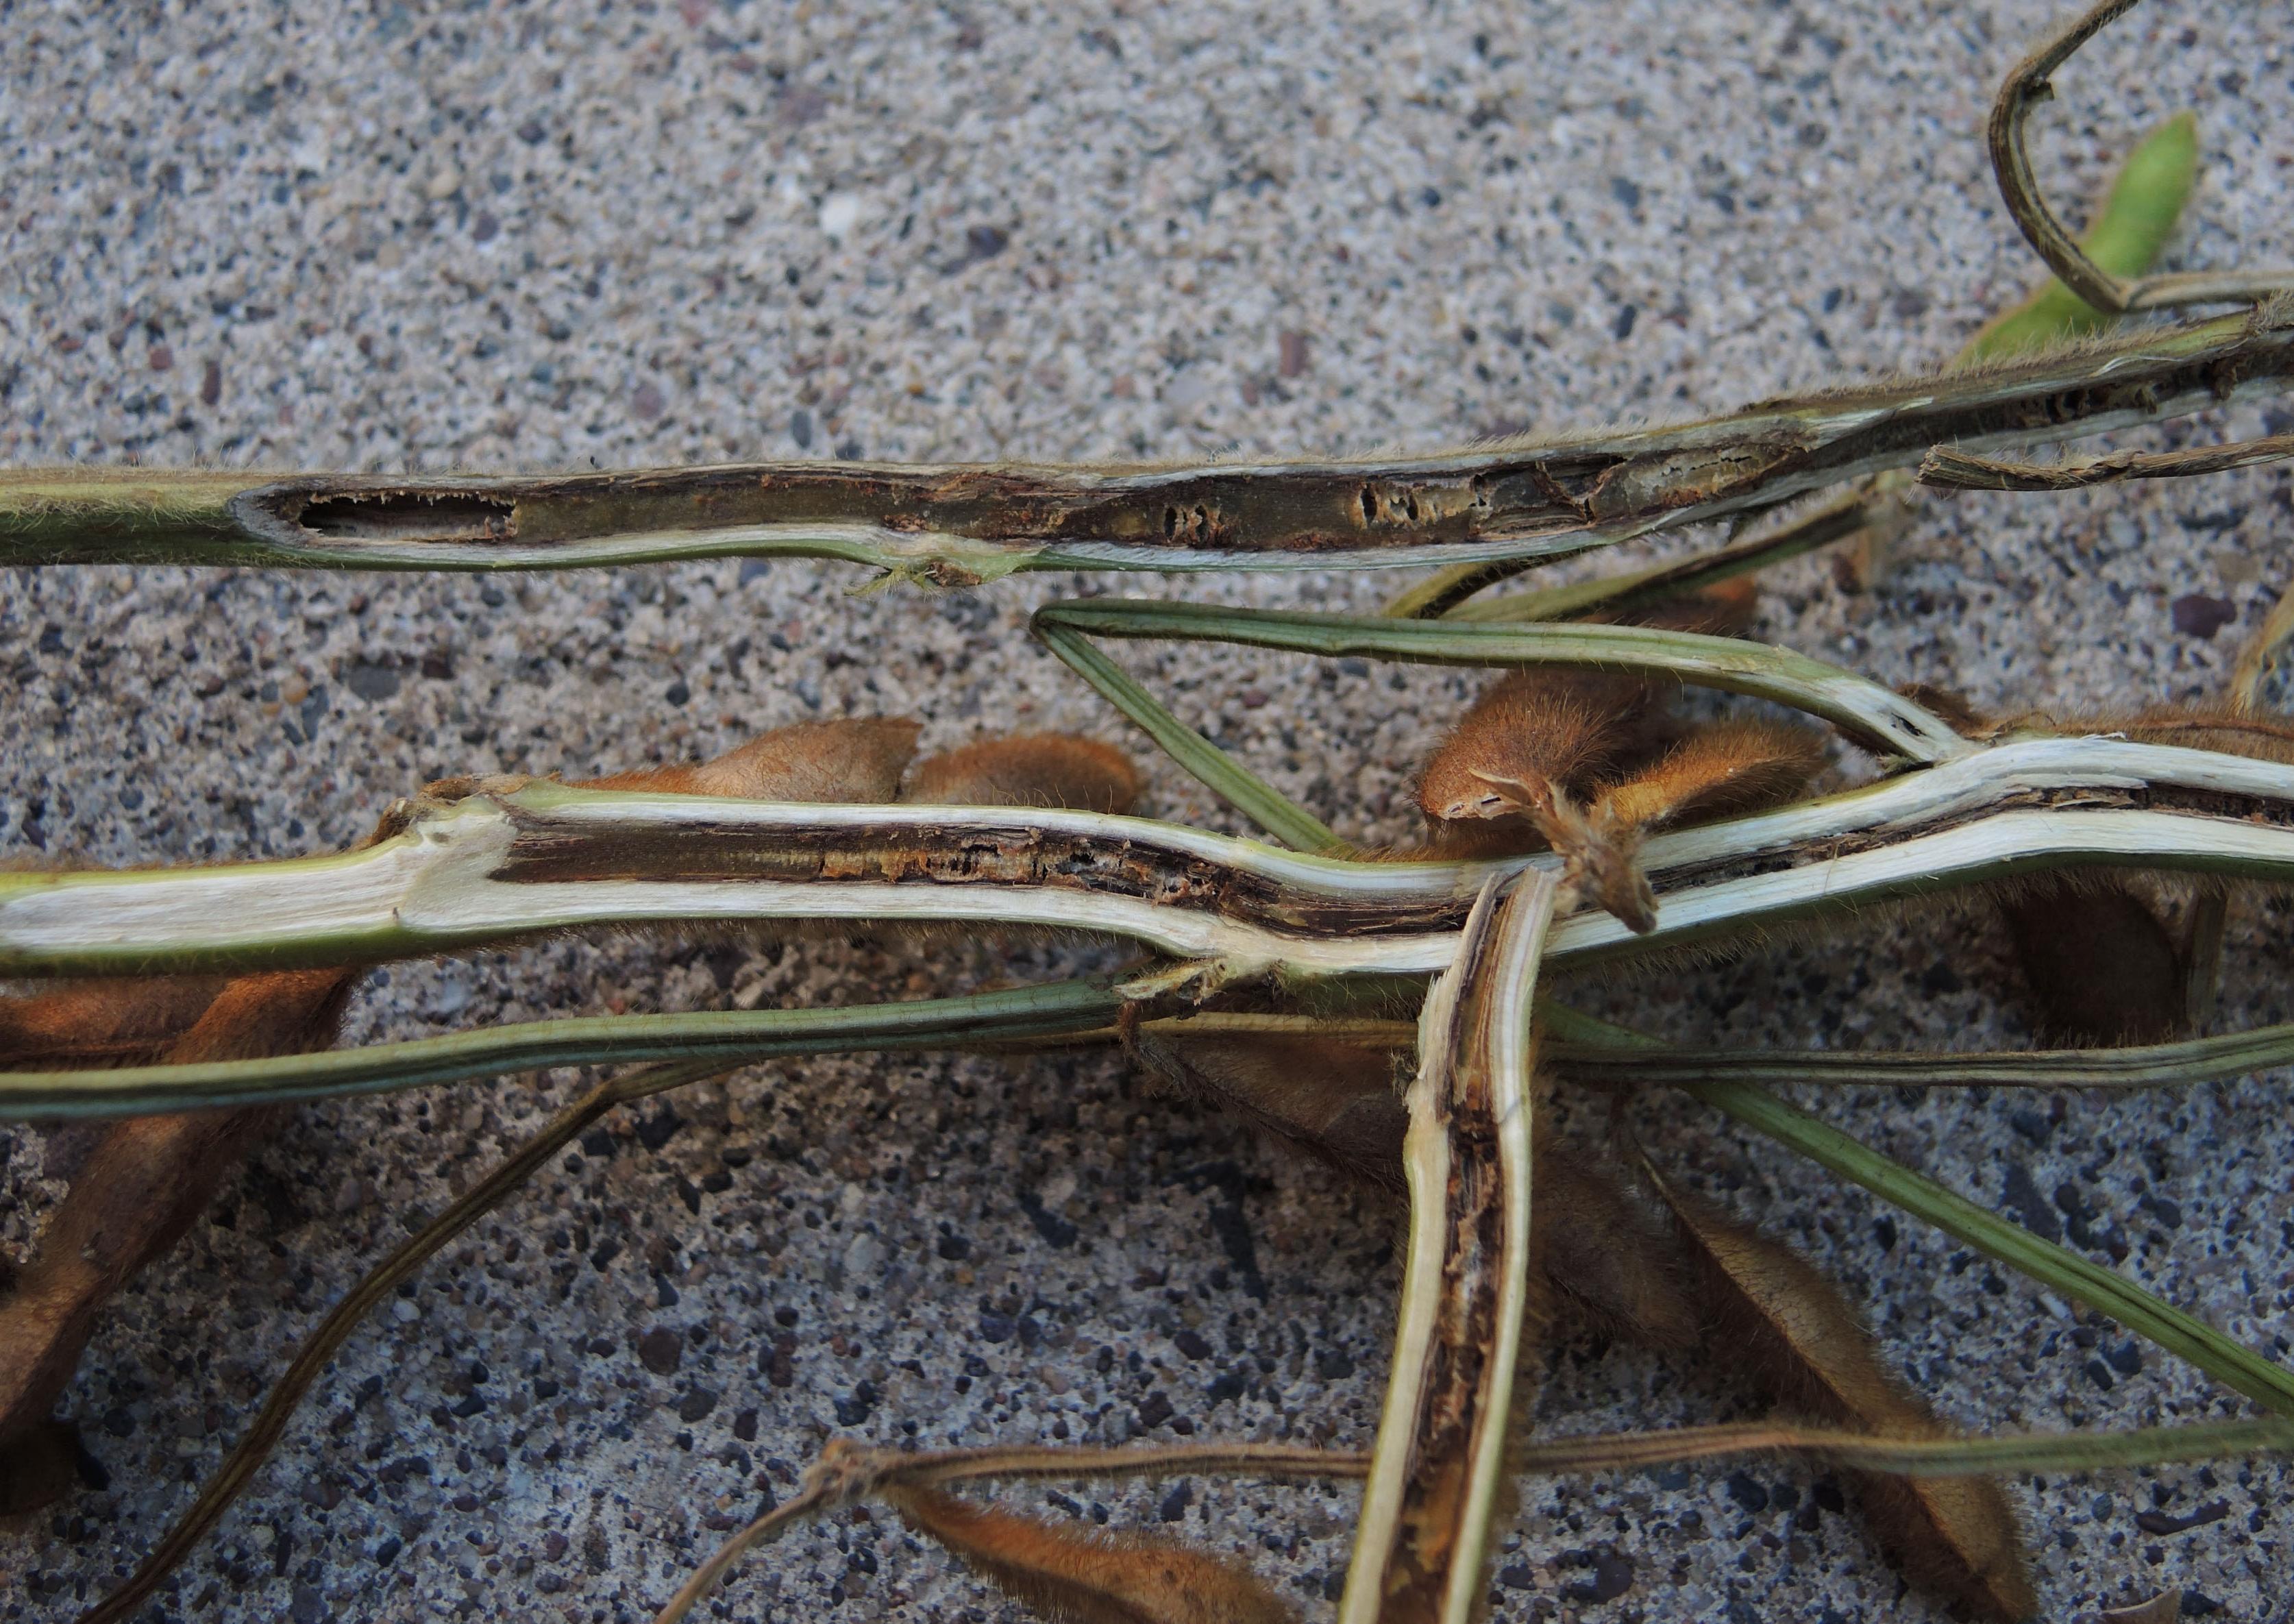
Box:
(1033, 619, 1345, 852)
(1547, 1020, 2294, 1092)
(0, 980, 1124, 1120)
(1686, 1078, 2294, 1416)
(1035, 599, 1972, 761)
(1442, 490, 1874, 624)
(1509, 1414, 2294, 1479)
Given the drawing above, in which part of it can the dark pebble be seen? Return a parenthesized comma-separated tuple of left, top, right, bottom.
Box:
(2000, 1164, 2063, 1243)
(634, 1107, 684, 1152)
(1564, 1549, 1634, 1604)
(637, 1327, 684, 1376)
(1172, 1329, 1212, 1361)
(677, 1389, 719, 1423)
(2171, 593, 2238, 640)
(2134, 1499, 2229, 1536)
(1157, 1479, 1192, 1522)
(1725, 1472, 1770, 1513)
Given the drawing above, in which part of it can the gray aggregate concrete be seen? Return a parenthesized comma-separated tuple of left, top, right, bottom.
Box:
(3, 1, 2293, 1621)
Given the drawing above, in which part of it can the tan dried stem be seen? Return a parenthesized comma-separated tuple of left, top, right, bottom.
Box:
(1988, 0, 2293, 312)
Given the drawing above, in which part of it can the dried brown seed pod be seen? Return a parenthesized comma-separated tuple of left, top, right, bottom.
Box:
(1416, 670, 1645, 832)
(2000, 875, 2184, 1046)
(902, 733, 1143, 813)
(885, 1483, 1296, 1624)
(1536, 1155, 1702, 1353)
(1127, 1029, 1704, 1351)
(1655, 1180, 2036, 1623)
(1126, 1027, 1407, 1193)
(0, 967, 356, 1467)
(0, 1417, 84, 1517)
(581, 715, 922, 801)
(0, 975, 228, 1070)
(1591, 719, 1826, 835)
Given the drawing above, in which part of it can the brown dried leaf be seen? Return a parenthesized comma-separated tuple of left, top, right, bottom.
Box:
(903, 733, 1142, 813)
(886, 1484, 1295, 1624)
(2096, 1592, 2183, 1624)
(0, 976, 228, 1069)
(582, 716, 922, 801)
(1654, 1179, 2036, 1623)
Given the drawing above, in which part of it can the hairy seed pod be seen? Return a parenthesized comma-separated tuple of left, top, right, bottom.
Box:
(1657, 1181, 2036, 1623)
(886, 1484, 1296, 1624)
(0, 975, 228, 1069)
(903, 733, 1142, 813)
(1416, 671, 1645, 837)
(1128, 1030, 1712, 1354)
(2000, 876, 2183, 1046)
(1611, 577, 1761, 639)
(582, 716, 922, 801)
(0, 967, 358, 1466)
(1536, 1155, 1702, 1352)
(1592, 719, 1827, 833)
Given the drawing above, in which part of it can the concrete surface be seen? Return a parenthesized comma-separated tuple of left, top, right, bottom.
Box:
(4, 1, 2293, 1620)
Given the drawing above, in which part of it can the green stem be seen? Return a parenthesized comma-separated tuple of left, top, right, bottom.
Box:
(1547, 1020, 2294, 1092)
(1033, 621, 1345, 852)
(1446, 491, 1873, 624)
(1688, 1078, 2294, 1416)
(0, 980, 1123, 1120)
(1508, 1414, 2294, 1479)
(1035, 600, 1970, 761)
(1961, 111, 2199, 363)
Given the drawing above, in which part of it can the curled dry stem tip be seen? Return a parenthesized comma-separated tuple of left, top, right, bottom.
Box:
(1466, 768, 1660, 934)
